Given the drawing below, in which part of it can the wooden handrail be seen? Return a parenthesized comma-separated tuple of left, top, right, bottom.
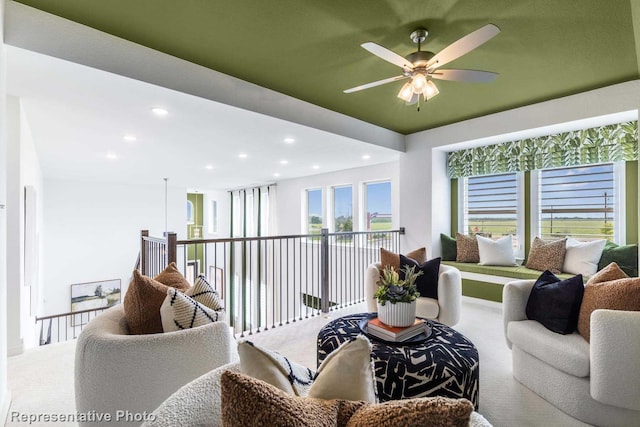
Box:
(175, 229, 402, 245)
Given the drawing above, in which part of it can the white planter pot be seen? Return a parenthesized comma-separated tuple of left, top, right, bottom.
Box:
(376, 300, 417, 327)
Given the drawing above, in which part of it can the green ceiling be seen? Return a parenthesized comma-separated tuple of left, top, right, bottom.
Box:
(15, 0, 640, 135)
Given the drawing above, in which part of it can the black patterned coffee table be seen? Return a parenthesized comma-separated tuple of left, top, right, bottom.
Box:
(317, 313, 479, 407)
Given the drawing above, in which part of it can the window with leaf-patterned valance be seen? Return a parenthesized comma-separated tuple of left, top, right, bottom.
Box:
(447, 121, 638, 178)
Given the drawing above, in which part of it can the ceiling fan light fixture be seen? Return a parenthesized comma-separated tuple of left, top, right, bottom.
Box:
(406, 92, 420, 105)
(411, 73, 427, 93)
(423, 80, 439, 100)
(397, 81, 413, 102)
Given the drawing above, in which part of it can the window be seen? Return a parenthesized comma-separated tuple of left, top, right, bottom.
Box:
(333, 185, 353, 232)
(186, 200, 194, 224)
(306, 189, 322, 234)
(462, 172, 521, 254)
(537, 163, 615, 241)
(364, 181, 392, 231)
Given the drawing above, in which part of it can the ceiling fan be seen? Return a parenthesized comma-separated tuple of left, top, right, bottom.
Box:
(344, 24, 501, 107)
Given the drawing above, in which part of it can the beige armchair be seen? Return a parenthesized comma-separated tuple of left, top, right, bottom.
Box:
(364, 263, 462, 326)
(75, 304, 238, 426)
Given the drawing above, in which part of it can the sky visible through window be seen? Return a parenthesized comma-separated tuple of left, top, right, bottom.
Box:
(366, 181, 391, 214)
(334, 186, 352, 218)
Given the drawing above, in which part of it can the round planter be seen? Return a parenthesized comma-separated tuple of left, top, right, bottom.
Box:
(376, 300, 417, 327)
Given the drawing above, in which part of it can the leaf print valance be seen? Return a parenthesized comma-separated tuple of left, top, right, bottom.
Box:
(447, 121, 638, 178)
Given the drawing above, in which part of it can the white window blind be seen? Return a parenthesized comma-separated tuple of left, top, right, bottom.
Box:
(539, 163, 614, 241)
(463, 172, 519, 250)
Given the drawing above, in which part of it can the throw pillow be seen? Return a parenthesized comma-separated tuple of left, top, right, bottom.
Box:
(379, 247, 426, 271)
(346, 397, 474, 427)
(187, 275, 224, 310)
(455, 233, 479, 263)
(586, 262, 628, 285)
(221, 371, 474, 427)
(525, 237, 567, 274)
(476, 235, 517, 266)
(238, 335, 377, 402)
(154, 262, 192, 289)
(578, 273, 640, 342)
(237, 340, 316, 397)
(399, 255, 441, 299)
(525, 270, 584, 334)
(160, 288, 222, 332)
(221, 371, 366, 427)
(598, 241, 638, 277)
(562, 237, 606, 277)
(440, 234, 457, 261)
(123, 265, 191, 334)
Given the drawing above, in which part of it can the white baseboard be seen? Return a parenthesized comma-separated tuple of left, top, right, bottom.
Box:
(1, 390, 12, 426)
(7, 342, 24, 357)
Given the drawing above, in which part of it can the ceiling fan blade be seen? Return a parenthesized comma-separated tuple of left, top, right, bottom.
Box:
(343, 75, 408, 93)
(427, 24, 500, 70)
(361, 42, 414, 70)
(430, 69, 498, 83)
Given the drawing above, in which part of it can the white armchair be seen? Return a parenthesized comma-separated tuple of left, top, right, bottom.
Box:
(75, 304, 239, 426)
(503, 280, 640, 427)
(365, 263, 462, 326)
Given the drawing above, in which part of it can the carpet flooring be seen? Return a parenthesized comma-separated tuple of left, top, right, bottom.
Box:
(5, 297, 591, 427)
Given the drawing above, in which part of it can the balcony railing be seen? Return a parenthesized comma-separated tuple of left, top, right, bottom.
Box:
(36, 227, 403, 345)
(141, 228, 403, 336)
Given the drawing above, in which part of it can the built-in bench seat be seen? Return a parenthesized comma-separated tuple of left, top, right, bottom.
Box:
(442, 261, 576, 303)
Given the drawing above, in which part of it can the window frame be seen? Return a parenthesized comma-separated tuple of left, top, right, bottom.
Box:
(458, 172, 524, 258)
(362, 180, 393, 232)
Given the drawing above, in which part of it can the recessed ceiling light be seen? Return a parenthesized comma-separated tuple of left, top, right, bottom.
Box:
(123, 134, 137, 142)
(106, 152, 117, 160)
(362, 154, 371, 160)
(273, 172, 281, 177)
(284, 138, 295, 144)
(238, 153, 248, 159)
(151, 107, 169, 116)
(280, 160, 289, 165)
(205, 165, 214, 170)
(312, 165, 320, 169)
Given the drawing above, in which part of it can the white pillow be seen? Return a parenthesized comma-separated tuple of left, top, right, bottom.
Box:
(563, 237, 607, 277)
(160, 288, 223, 332)
(238, 335, 377, 402)
(188, 275, 224, 310)
(476, 235, 517, 266)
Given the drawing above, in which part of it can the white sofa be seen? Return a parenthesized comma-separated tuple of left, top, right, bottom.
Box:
(75, 304, 239, 427)
(503, 280, 640, 427)
(142, 362, 493, 427)
(365, 263, 462, 326)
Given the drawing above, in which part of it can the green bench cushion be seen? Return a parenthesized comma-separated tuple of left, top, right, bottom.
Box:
(442, 261, 576, 281)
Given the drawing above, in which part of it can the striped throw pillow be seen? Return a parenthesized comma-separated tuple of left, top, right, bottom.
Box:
(188, 275, 224, 310)
(160, 288, 223, 332)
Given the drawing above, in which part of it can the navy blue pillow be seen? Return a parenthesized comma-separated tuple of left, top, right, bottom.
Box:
(525, 270, 584, 334)
(399, 255, 441, 299)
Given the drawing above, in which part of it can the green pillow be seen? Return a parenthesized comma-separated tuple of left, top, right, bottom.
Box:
(440, 234, 457, 261)
(598, 241, 638, 277)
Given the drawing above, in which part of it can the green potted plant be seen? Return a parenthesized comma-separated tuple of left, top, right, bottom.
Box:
(374, 265, 422, 327)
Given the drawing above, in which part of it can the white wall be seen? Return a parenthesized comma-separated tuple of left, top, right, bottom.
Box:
(275, 162, 399, 236)
(203, 190, 230, 238)
(400, 81, 640, 258)
(0, 0, 12, 420)
(5, 96, 42, 354)
(41, 179, 187, 316)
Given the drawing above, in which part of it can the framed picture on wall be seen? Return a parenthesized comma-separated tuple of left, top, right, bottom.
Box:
(209, 266, 224, 299)
(70, 279, 121, 326)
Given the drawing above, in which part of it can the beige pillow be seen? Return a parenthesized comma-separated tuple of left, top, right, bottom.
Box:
(238, 335, 377, 402)
(525, 237, 567, 274)
(187, 275, 224, 310)
(578, 264, 639, 342)
(160, 288, 223, 332)
(455, 233, 479, 263)
(123, 264, 191, 334)
(220, 371, 474, 427)
(380, 247, 426, 271)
